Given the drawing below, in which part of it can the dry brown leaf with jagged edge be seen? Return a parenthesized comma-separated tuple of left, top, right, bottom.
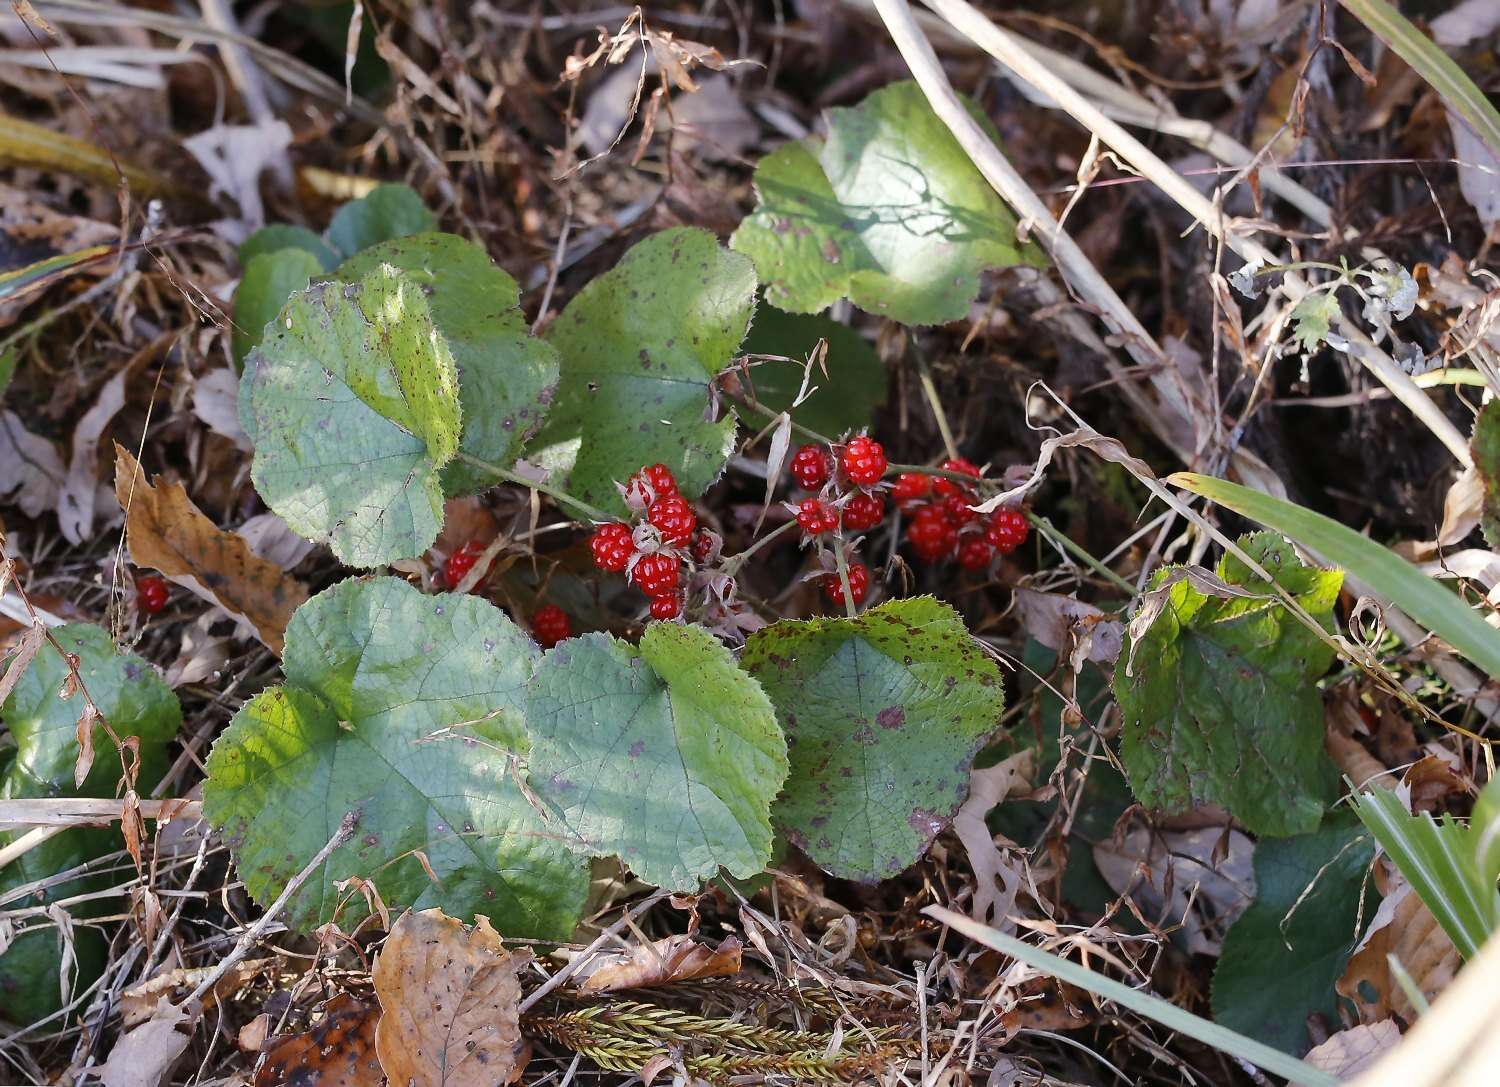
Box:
(373, 909, 531, 1087)
(119, 957, 274, 1028)
(1302, 1020, 1401, 1081)
(253, 993, 383, 1087)
(577, 933, 743, 992)
(113, 444, 308, 654)
(1338, 872, 1460, 1024)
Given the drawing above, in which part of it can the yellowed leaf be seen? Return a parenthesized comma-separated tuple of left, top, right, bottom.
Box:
(113, 444, 308, 654)
(373, 908, 531, 1087)
(578, 933, 742, 992)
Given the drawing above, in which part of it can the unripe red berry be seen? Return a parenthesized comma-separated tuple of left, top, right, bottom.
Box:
(630, 551, 682, 597)
(892, 472, 932, 511)
(842, 492, 885, 531)
(796, 497, 838, 536)
(933, 457, 981, 497)
(840, 435, 887, 486)
(649, 593, 684, 620)
(590, 522, 636, 572)
(957, 536, 994, 571)
(986, 508, 1030, 554)
(443, 541, 484, 588)
(532, 604, 571, 648)
(789, 444, 832, 490)
(136, 575, 169, 615)
(647, 495, 697, 545)
(822, 562, 869, 606)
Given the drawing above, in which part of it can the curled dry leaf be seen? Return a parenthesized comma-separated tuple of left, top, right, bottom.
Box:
(952, 749, 1034, 927)
(373, 908, 532, 1087)
(1300, 1019, 1401, 1080)
(577, 933, 743, 992)
(1338, 873, 1460, 1024)
(119, 957, 274, 1028)
(1012, 588, 1123, 669)
(254, 993, 383, 1087)
(95, 998, 194, 1087)
(113, 444, 308, 654)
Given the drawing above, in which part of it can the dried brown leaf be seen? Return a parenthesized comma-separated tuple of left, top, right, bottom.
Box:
(1339, 875, 1460, 1024)
(113, 444, 308, 654)
(578, 933, 743, 992)
(95, 998, 194, 1087)
(255, 993, 383, 1087)
(373, 909, 531, 1087)
(1302, 1019, 1401, 1079)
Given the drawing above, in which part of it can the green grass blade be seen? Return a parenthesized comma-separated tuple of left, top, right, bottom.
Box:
(924, 905, 1339, 1085)
(1169, 473, 1500, 682)
(1340, 0, 1500, 163)
(1350, 788, 1497, 960)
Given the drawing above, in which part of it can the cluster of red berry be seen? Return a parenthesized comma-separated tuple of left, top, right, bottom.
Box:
(589, 462, 711, 621)
(893, 458, 1028, 569)
(786, 435, 891, 606)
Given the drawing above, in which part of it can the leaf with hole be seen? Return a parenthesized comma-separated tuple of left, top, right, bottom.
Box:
(731, 81, 1039, 326)
(526, 227, 756, 516)
(742, 597, 1005, 881)
(525, 623, 786, 891)
(239, 264, 461, 567)
(337, 234, 560, 496)
(1113, 532, 1341, 837)
(202, 577, 589, 936)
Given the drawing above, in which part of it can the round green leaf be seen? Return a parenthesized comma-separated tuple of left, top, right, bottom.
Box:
(240, 264, 462, 567)
(326, 182, 436, 259)
(528, 228, 756, 515)
(731, 81, 1041, 326)
(742, 597, 1005, 882)
(239, 223, 338, 269)
(231, 248, 325, 370)
(1, 624, 180, 798)
(202, 577, 588, 936)
(338, 234, 561, 495)
(740, 304, 886, 436)
(525, 623, 787, 891)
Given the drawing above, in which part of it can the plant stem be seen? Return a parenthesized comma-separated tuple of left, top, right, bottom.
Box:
(910, 341, 959, 461)
(833, 546, 857, 619)
(885, 462, 996, 489)
(1027, 512, 1137, 596)
(456, 453, 613, 523)
(721, 517, 799, 576)
(732, 395, 835, 446)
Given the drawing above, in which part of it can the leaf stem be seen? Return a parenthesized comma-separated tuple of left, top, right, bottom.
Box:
(910, 340, 959, 461)
(456, 453, 613, 523)
(833, 546, 858, 619)
(732, 395, 835, 446)
(721, 517, 799, 576)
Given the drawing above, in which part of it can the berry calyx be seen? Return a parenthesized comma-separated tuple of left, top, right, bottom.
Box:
(647, 495, 697, 545)
(690, 529, 717, 565)
(822, 562, 869, 606)
(933, 458, 981, 497)
(630, 551, 682, 597)
(649, 593, 684, 620)
(789, 444, 833, 490)
(957, 536, 994, 571)
(532, 604, 571, 648)
(907, 505, 958, 563)
(840, 435, 887, 487)
(443, 541, 484, 588)
(796, 497, 838, 536)
(590, 523, 636, 572)
(136, 575, 169, 615)
(625, 463, 678, 506)
(842, 492, 885, 532)
(986, 508, 1030, 554)
(892, 472, 932, 511)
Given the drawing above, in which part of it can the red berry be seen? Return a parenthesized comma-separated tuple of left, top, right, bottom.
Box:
(625, 463, 678, 506)
(690, 530, 716, 564)
(443, 541, 484, 588)
(842, 492, 885, 532)
(796, 497, 838, 536)
(840, 435, 887, 487)
(136, 575, 169, 615)
(986, 508, 1030, 554)
(958, 536, 994, 571)
(532, 604, 571, 648)
(630, 551, 682, 597)
(649, 593, 683, 620)
(822, 562, 869, 606)
(933, 458, 981, 497)
(648, 495, 697, 545)
(590, 523, 636, 572)
(941, 492, 978, 526)
(892, 472, 932, 511)
(907, 505, 958, 563)
(789, 444, 832, 490)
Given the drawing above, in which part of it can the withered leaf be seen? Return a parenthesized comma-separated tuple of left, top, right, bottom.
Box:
(578, 934, 742, 992)
(113, 444, 308, 654)
(254, 993, 382, 1087)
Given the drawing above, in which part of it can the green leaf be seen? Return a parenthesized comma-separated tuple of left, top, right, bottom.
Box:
(740, 305, 886, 436)
(326, 182, 436, 259)
(528, 228, 755, 515)
(525, 624, 786, 891)
(1288, 292, 1342, 355)
(730, 81, 1040, 326)
(1170, 472, 1500, 683)
(1113, 533, 1341, 837)
(202, 577, 588, 936)
(240, 264, 462, 566)
(240, 223, 338, 269)
(337, 233, 561, 496)
(1474, 775, 1500, 890)
(742, 597, 1005, 882)
(927, 906, 1340, 1087)
(231, 248, 325, 370)
(1472, 401, 1500, 549)
(1350, 787, 1499, 959)
(1212, 817, 1374, 1055)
